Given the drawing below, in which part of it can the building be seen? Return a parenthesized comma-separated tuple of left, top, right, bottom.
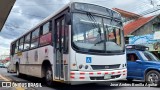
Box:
(0, 0, 16, 31)
(114, 8, 160, 58)
(113, 8, 141, 25)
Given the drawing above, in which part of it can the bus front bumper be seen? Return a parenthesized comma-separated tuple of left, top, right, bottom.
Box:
(70, 69, 127, 82)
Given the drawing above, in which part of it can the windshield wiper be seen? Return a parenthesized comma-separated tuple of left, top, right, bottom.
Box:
(86, 12, 97, 29)
(86, 12, 103, 46)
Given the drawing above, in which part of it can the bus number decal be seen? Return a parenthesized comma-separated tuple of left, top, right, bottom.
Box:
(86, 57, 92, 63)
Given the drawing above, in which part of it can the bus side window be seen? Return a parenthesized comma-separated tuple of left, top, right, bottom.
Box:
(31, 28, 40, 48)
(24, 33, 31, 50)
(19, 37, 24, 51)
(15, 40, 19, 53)
(42, 22, 50, 35)
(39, 21, 52, 46)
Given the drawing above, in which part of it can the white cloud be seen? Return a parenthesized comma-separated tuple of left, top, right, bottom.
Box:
(0, 36, 13, 56)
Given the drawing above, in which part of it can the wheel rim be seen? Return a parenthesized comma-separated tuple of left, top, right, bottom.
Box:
(46, 69, 52, 83)
(148, 73, 159, 84)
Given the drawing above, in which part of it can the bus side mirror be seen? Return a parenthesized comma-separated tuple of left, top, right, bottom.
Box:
(65, 13, 71, 25)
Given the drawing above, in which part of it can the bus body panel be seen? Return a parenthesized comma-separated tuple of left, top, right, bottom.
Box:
(76, 53, 126, 68)
(15, 46, 54, 78)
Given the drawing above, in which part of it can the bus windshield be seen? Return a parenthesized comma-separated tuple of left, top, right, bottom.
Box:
(72, 13, 124, 53)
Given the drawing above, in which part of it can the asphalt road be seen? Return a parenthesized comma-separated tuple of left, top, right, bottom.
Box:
(0, 68, 159, 90)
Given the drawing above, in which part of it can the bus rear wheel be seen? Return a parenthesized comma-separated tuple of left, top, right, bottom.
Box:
(45, 67, 53, 86)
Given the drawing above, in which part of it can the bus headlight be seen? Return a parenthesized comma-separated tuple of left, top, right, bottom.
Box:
(85, 65, 88, 69)
(79, 64, 83, 69)
(122, 64, 127, 68)
(122, 64, 125, 67)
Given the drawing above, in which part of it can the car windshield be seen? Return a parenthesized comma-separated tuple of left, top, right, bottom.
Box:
(140, 51, 160, 61)
(72, 13, 124, 53)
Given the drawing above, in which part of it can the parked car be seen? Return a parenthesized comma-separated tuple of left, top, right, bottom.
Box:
(126, 44, 160, 86)
(0, 63, 5, 68)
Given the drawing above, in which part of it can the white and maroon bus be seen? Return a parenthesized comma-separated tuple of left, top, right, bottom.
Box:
(10, 2, 127, 85)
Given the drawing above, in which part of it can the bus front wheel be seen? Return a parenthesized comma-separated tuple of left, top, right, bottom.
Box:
(45, 67, 53, 86)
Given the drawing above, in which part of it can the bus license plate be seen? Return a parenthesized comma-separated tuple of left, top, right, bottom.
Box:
(104, 74, 111, 79)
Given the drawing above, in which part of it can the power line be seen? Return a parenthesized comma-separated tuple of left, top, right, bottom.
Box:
(138, 0, 160, 16)
(139, 6, 160, 16)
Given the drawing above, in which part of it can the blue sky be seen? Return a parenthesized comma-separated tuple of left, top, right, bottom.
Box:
(0, 0, 157, 55)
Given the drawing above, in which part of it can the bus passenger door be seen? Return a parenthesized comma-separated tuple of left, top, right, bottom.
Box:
(55, 16, 65, 80)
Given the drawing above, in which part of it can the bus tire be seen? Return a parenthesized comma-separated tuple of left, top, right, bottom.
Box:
(45, 67, 53, 87)
(145, 70, 160, 86)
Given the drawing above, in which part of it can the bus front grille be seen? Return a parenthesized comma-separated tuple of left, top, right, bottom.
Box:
(90, 75, 121, 80)
(91, 64, 120, 70)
